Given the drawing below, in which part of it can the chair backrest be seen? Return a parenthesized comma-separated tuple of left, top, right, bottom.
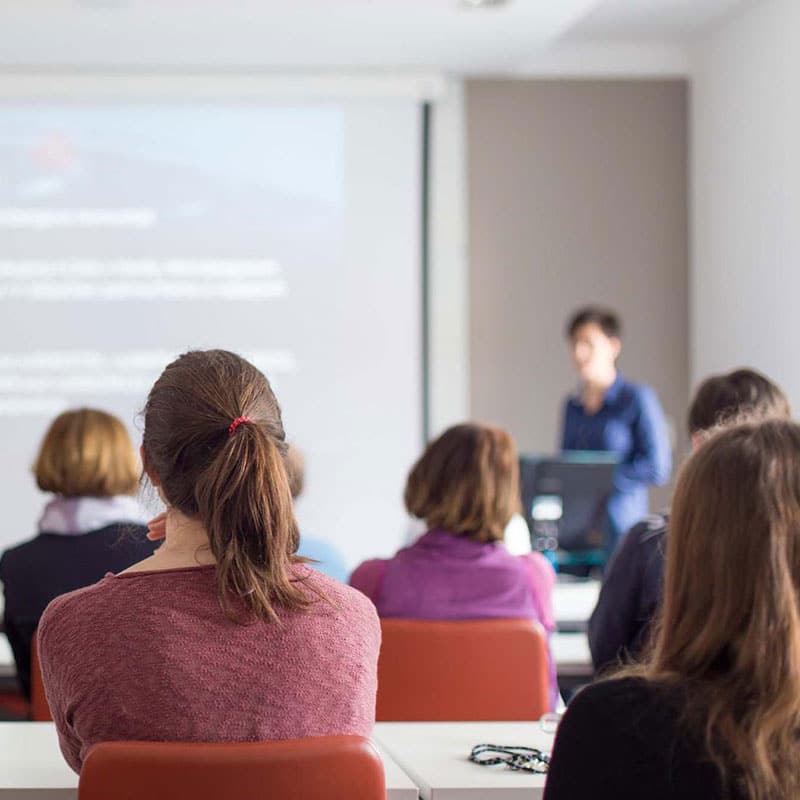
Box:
(30, 636, 52, 722)
(79, 736, 385, 800)
(377, 618, 549, 721)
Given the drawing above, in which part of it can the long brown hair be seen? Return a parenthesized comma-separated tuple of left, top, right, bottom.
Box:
(142, 350, 311, 623)
(644, 419, 800, 799)
(404, 423, 520, 543)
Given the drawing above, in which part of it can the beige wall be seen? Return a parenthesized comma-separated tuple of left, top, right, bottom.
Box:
(691, 0, 800, 409)
(467, 79, 689, 504)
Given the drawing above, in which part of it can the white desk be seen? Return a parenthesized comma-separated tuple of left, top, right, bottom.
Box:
(0, 723, 75, 800)
(0, 723, 418, 800)
(551, 632, 592, 678)
(552, 580, 599, 632)
(551, 578, 597, 680)
(374, 721, 555, 799)
(380, 742, 420, 799)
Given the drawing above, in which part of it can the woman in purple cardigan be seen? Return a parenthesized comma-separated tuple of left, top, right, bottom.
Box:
(350, 423, 557, 704)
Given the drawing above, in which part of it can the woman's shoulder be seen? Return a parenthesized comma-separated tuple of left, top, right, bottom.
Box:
(39, 566, 207, 626)
(38, 566, 381, 649)
(546, 678, 718, 800)
(298, 566, 380, 622)
(305, 566, 374, 605)
(282, 569, 381, 660)
(569, 675, 658, 707)
(37, 575, 119, 649)
(516, 551, 556, 578)
(348, 558, 389, 600)
(510, 551, 557, 598)
(562, 676, 688, 737)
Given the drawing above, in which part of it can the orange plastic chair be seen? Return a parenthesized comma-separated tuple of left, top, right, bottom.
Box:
(377, 618, 550, 721)
(78, 736, 385, 800)
(0, 688, 28, 719)
(30, 637, 52, 721)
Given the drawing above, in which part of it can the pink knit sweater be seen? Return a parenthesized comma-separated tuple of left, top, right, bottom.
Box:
(37, 564, 380, 773)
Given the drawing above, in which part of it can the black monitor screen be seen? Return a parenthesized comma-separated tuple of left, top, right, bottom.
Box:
(519, 455, 617, 552)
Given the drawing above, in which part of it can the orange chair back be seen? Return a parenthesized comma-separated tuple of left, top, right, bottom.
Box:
(78, 736, 385, 800)
(30, 637, 52, 721)
(0, 689, 28, 719)
(377, 618, 549, 721)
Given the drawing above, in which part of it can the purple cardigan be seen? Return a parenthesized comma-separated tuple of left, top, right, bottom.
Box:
(350, 529, 557, 707)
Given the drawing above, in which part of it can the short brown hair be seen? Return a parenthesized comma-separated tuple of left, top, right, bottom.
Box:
(404, 423, 520, 543)
(34, 408, 139, 498)
(687, 368, 790, 435)
(566, 306, 621, 339)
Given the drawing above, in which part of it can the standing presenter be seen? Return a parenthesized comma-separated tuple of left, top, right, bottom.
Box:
(560, 307, 671, 552)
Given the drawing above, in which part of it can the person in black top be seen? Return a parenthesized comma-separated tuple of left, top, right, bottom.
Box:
(588, 368, 790, 673)
(545, 677, 724, 800)
(0, 409, 154, 698)
(545, 419, 800, 800)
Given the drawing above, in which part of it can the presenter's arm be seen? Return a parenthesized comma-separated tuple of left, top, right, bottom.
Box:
(616, 386, 671, 490)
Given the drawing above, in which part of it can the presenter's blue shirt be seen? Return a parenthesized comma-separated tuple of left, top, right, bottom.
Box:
(561, 375, 671, 542)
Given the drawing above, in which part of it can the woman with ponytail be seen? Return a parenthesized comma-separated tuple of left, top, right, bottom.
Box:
(544, 418, 800, 800)
(37, 350, 380, 773)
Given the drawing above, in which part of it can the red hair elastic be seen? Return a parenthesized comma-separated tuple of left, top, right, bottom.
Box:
(228, 416, 253, 437)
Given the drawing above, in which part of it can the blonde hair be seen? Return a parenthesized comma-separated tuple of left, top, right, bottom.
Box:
(34, 408, 139, 498)
(404, 423, 520, 543)
(642, 419, 800, 799)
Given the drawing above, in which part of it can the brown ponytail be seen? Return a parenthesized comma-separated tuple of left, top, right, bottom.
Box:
(142, 349, 313, 622)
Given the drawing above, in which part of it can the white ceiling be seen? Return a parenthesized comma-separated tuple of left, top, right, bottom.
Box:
(564, 0, 748, 41)
(0, 0, 750, 72)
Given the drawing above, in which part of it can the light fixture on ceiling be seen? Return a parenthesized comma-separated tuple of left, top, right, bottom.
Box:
(76, 0, 127, 7)
(458, 0, 511, 9)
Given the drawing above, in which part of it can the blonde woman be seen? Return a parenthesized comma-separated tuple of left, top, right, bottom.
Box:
(0, 409, 152, 699)
(544, 419, 800, 800)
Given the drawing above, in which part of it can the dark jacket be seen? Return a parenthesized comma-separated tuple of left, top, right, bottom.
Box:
(0, 524, 153, 698)
(544, 677, 734, 800)
(587, 513, 668, 673)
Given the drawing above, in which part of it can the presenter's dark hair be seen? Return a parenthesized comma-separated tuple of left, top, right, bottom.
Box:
(566, 306, 621, 340)
(687, 368, 790, 435)
(404, 423, 520, 543)
(141, 349, 310, 623)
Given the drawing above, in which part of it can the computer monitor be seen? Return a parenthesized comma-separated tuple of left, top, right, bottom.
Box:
(519, 453, 617, 556)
